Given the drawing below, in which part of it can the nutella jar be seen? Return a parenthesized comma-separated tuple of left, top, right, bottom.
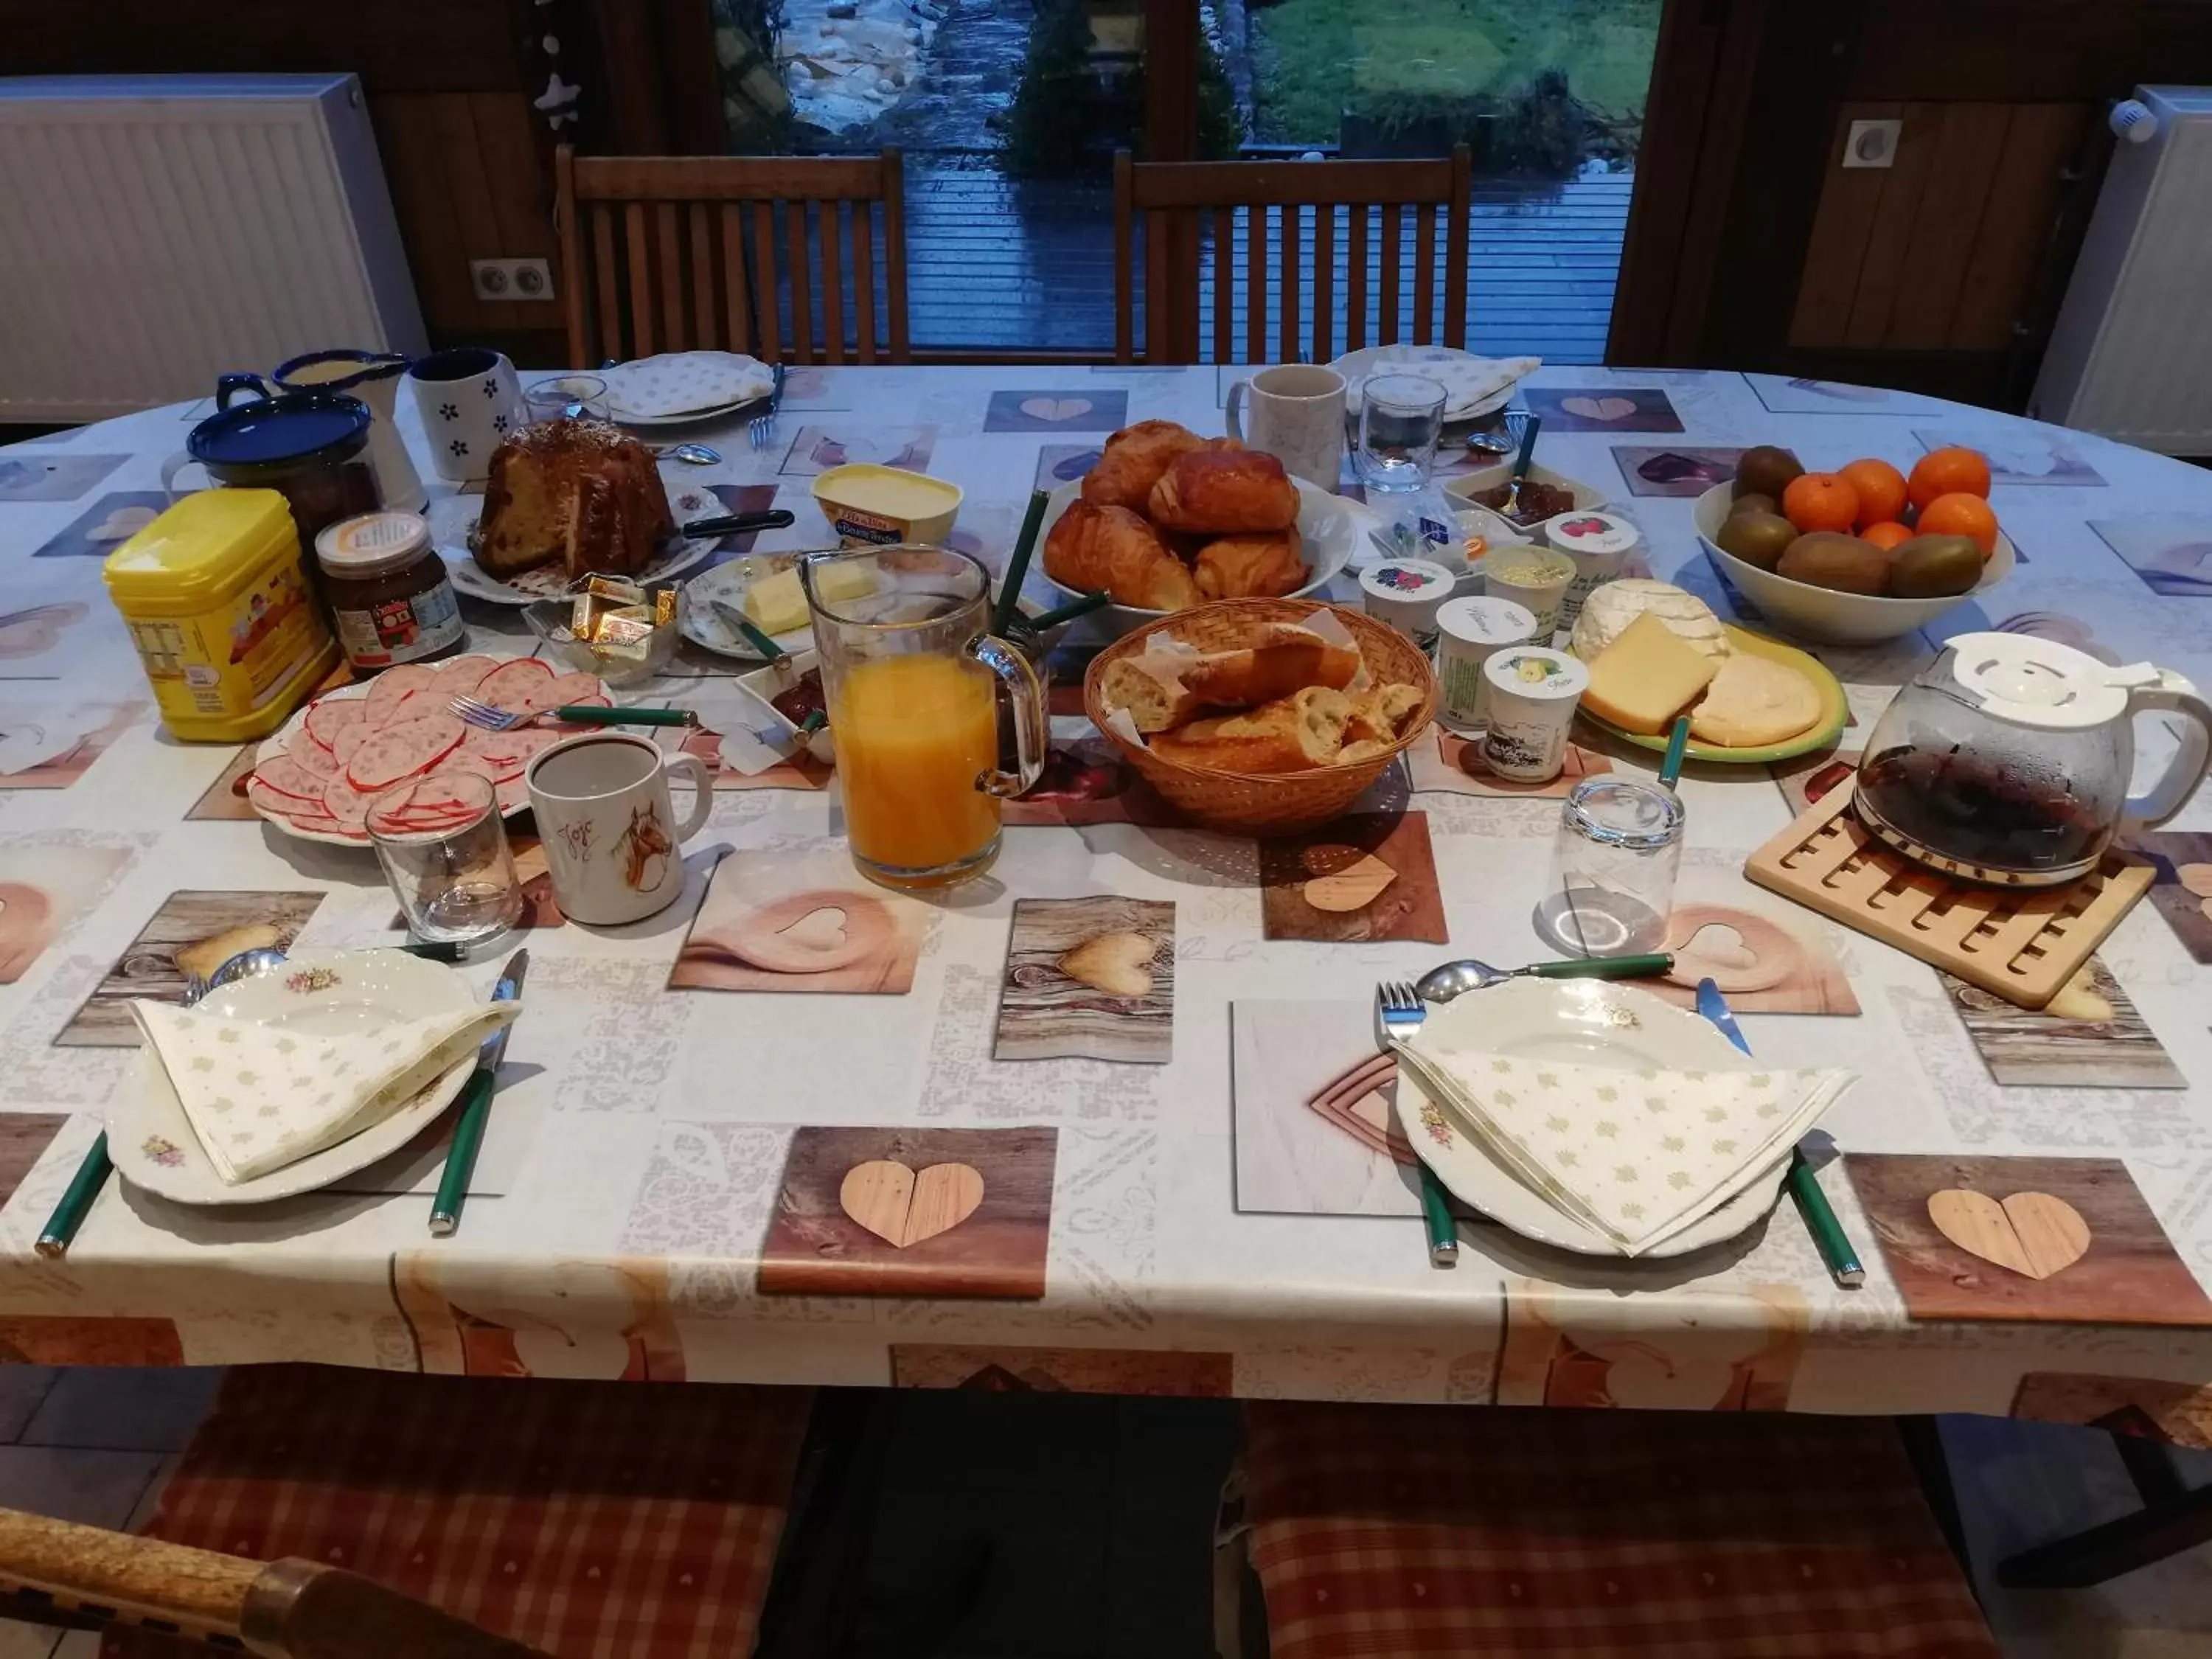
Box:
(315, 512, 465, 672)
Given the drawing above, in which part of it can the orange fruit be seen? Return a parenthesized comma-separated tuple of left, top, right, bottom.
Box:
(1908, 447, 1992, 510)
(1860, 521, 1913, 552)
(1782, 472, 1861, 535)
(1916, 492, 2000, 557)
(1839, 458, 1907, 528)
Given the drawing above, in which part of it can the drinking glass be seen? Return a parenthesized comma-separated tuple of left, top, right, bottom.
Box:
(367, 773, 524, 945)
(524, 375, 611, 423)
(800, 544, 1046, 890)
(1533, 778, 1685, 957)
(1355, 373, 1450, 493)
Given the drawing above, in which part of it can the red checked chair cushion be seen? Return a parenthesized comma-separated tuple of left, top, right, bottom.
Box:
(1241, 1404, 1997, 1659)
(107, 1365, 812, 1658)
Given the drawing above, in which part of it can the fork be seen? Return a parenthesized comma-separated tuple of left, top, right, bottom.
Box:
(446, 695, 695, 733)
(748, 362, 787, 451)
(1375, 981, 1458, 1267)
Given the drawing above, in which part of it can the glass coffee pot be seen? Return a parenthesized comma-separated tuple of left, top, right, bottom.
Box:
(1854, 632, 2212, 886)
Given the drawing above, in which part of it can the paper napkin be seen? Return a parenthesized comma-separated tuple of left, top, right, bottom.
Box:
(603, 351, 774, 418)
(129, 998, 521, 1184)
(1392, 1037, 1853, 1255)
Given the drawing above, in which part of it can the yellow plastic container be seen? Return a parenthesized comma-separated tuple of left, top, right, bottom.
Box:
(102, 490, 339, 742)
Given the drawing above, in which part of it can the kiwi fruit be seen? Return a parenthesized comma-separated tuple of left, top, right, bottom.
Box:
(1734, 445, 1805, 502)
(1777, 532, 1891, 596)
(1714, 509, 1798, 571)
(1730, 492, 1779, 519)
(1888, 534, 1983, 599)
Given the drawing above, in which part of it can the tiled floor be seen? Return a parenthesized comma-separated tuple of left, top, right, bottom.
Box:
(0, 1367, 2206, 1657)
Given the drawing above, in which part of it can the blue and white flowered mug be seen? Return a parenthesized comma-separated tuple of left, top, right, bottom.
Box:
(405, 348, 523, 485)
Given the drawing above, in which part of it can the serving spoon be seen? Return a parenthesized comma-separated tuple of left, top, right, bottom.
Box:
(1414, 952, 1672, 1004)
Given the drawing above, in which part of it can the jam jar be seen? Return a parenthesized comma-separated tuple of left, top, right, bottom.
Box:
(314, 512, 466, 672)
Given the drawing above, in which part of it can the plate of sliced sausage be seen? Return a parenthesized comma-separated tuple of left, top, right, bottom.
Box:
(246, 655, 613, 846)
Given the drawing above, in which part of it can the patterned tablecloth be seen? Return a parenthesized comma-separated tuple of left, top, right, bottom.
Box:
(2, 364, 2211, 1430)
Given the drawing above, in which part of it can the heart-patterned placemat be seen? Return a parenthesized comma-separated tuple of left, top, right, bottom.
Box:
(1846, 1153, 2212, 1325)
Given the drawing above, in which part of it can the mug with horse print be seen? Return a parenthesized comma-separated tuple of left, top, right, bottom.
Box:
(524, 732, 712, 925)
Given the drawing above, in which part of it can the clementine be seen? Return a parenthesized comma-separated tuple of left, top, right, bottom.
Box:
(1839, 458, 1907, 528)
(1916, 492, 2000, 557)
(1908, 447, 1992, 510)
(1781, 472, 1861, 535)
(1860, 521, 1913, 552)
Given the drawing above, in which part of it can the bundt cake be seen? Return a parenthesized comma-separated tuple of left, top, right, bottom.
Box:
(473, 418, 675, 580)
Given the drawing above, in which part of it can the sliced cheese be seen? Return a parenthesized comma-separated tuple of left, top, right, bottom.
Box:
(743, 562, 876, 636)
(1569, 578, 1729, 662)
(1688, 653, 1822, 748)
(1584, 611, 1719, 736)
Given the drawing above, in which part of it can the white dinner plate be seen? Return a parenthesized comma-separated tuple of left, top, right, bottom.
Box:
(1391, 978, 1790, 1259)
(1035, 476, 1367, 637)
(680, 560, 814, 660)
(109, 950, 481, 1206)
(1330, 345, 1534, 422)
(427, 491, 727, 605)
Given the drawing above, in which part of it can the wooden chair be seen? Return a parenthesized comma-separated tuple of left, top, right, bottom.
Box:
(556, 145, 910, 366)
(15, 1365, 815, 1658)
(1113, 147, 1472, 366)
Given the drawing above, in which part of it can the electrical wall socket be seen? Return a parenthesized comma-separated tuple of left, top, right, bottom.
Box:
(470, 258, 555, 302)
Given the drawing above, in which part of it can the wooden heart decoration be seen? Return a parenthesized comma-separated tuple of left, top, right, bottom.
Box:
(1927, 1189, 2090, 1280)
(2177, 861, 2212, 898)
(1678, 922, 1757, 973)
(1561, 394, 1637, 422)
(1020, 397, 1093, 423)
(1058, 931, 1154, 997)
(1301, 850, 1398, 912)
(840, 1160, 985, 1248)
(779, 906, 849, 953)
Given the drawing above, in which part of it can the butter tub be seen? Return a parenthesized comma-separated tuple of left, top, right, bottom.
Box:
(810, 464, 963, 546)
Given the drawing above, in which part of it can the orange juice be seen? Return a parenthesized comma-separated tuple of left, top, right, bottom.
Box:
(833, 652, 1001, 884)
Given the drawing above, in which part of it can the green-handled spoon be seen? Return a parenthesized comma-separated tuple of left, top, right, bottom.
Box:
(1657, 714, 1691, 789)
(1413, 953, 1673, 1004)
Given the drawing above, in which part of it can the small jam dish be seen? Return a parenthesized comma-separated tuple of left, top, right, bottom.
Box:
(737, 648, 835, 764)
(810, 464, 963, 546)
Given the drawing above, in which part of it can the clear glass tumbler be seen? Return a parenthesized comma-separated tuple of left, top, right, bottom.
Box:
(1355, 373, 1450, 493)
(367, 773, 525, 945)
(1533, 777, 1686, 958)
(523, 375, 611, 424)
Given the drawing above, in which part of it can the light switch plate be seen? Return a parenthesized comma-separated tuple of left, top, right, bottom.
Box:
(470, 258, 556, 302)
(1842, 119, 1902, 169)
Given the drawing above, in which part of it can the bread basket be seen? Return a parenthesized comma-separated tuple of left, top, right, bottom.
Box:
(1082, 599, 1438, 835)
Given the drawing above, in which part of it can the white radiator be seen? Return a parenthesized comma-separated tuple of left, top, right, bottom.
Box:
(0, 73, 425, 423)
(2032, 86, 2212, 453)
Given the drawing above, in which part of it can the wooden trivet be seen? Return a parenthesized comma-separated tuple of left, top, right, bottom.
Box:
(1743, 779, 2154, 1009)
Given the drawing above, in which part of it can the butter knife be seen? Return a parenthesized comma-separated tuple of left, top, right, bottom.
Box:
(429, 947, 529, 1237)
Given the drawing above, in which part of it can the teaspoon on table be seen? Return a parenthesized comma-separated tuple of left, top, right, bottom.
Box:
(1414, 952, 1673, 1004)
(653, 443, 723, 465)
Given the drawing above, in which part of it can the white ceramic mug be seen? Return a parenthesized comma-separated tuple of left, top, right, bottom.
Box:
(1226, 364, 1346, 487)
(526, 732, 712, 925)
(406, 347, 524, 484)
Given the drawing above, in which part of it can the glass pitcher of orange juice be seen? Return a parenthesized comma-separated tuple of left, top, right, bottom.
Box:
(800, 544, 1046, 889)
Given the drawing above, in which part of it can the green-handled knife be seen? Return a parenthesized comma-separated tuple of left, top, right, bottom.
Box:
(546, 706, 696, 728)
(430, 947, 529, 1238)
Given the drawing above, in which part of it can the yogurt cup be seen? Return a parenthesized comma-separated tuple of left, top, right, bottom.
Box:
(1481, 549, 1576, 641)
(1480, 647, 1588, 783)
(1358, 558, 1457, 653)
(1434, 596, 1537, 727)
(1541, 509, 1642, 630)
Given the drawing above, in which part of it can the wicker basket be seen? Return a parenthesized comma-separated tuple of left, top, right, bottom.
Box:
(1081, 599, 1439, 835)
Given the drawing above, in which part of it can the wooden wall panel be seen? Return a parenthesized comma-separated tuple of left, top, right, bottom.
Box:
(1950, 102, 2090, 351)
(1843, 105, 1939, 349)
(1884, 104, 2014, 349)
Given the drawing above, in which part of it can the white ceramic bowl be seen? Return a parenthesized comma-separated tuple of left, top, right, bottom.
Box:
(1691, 481, 2015, 646)
(1037, 477, 1363, 637)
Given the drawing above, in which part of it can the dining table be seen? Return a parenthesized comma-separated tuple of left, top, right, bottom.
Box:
(0, 360, 2208, 1427)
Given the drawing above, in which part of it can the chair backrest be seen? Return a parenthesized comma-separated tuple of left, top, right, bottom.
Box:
(0, 1506, 549, 1658)
(1113, 148, 1472, 366)
(556, 147, 910, 367)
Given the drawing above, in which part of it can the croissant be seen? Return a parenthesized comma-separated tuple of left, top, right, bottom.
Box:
(1042, 501, 1199, 611)
(1194, 526, 1306, 599)
(1150, 686, 1353, 773)
(1147, 449, 1299, 535)
(1081, 420, 1208, 513)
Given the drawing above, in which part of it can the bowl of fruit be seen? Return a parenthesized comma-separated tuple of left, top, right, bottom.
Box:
(1694, 445, 2013, 644)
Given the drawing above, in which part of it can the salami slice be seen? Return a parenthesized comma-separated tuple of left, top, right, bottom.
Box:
(303, 698, 368, 751)
(522, 671, 605, 714)
(288, 739, 337, 779)
(495, 776, 531, 814)
(428, 655, 500, 701)
(330, 723, 373, 768)
(248, 779, 307, 816)
(364, 664, 438, 727)
(475, 657, 557, 713)
(250, 754, 324, 802)
(466, 727, 562, 772)
(431, 749, 501, 786)
(347, 713, 466, 790)
(321, 776, 373, 832)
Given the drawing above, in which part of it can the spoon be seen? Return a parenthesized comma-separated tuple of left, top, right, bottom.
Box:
(208, 946, 289, 989)
(1464, 409, 1526, 459)
(1414, 952, 1673, 1003)
(1500, 414, 1544, 518)
(653, 443, 722, 465)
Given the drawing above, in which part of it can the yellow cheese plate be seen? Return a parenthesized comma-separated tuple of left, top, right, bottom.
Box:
(1575, 624, 1848, 765)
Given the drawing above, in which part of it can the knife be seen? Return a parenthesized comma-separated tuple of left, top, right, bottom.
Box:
(429, 947, 529, 1237)
(1694, 976, 1863, 1287)
(681, 509, 796, 540)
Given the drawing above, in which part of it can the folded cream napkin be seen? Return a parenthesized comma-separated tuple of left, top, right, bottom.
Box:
(1392, 1036, 1853, 1256)
(129, 998, 522, 1184)
(604, 351, 774, 418)
(1350, 353, 1540, 414)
